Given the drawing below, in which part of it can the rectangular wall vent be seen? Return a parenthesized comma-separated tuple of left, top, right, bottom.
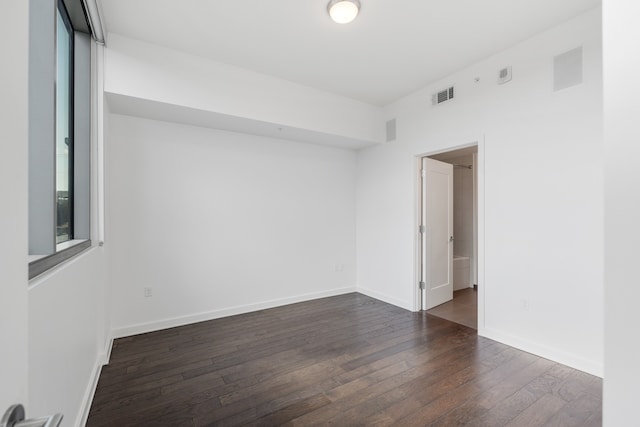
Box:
(385, 119, 397, 142)
(498, 66, 512, 84)
(554, 47, 583, 92)
(432, 86, 455, 105)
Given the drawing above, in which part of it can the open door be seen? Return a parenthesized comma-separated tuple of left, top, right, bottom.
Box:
(421, 157, 454, 310)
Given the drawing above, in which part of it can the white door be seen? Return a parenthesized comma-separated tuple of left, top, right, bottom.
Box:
(421, 157, 454, 310)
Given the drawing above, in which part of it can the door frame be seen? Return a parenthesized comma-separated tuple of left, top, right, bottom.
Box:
(413, 138, 485, 334)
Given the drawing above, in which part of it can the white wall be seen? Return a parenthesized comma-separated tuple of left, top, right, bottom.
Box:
(104, 34, 383, 146)
(356, 8, 603, 375)
(0, 3, 109, 426)
(603, 0, 640, 424)
(26, 39, 111, 427)
(0, 0, 29, 412)
(28, 249, 108, 427)
(107, 115, 357, 336)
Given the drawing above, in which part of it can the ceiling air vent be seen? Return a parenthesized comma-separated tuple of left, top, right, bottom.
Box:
(432, 86, 455, 106)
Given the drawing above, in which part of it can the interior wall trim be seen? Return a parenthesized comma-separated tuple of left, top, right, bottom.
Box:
(481, 327, 602, 377)
(355, 287, 413, 312)
(110, 286, 357, 339)
(76, 337, 113, 427)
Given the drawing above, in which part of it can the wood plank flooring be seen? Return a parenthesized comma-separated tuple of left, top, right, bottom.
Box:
(87, 293, 601, 426)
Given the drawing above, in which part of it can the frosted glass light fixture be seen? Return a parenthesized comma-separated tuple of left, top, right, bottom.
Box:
(327, 0, 361, 24)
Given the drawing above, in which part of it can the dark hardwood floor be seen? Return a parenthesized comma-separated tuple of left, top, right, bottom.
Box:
(87, 293, 602, 426)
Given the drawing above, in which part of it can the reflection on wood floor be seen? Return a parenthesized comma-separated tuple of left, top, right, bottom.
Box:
(427, 287, 477, 329)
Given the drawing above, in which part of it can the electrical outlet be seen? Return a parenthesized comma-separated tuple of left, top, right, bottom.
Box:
(144, 287, 153, 298)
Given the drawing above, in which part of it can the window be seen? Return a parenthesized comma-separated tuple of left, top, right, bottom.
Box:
(28, 0, 93, 278)
(56, 0, 74, 244)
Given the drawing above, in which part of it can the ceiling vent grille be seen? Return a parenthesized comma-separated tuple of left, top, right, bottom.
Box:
(432, 86, 455, 106)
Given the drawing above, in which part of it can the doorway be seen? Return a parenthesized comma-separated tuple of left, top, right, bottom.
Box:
(417, 145, 479, 329)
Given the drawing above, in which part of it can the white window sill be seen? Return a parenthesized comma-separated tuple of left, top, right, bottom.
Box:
(56, 238, 89, 251)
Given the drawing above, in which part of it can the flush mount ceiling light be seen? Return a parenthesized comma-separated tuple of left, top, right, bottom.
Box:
(327, 0, 361, 24)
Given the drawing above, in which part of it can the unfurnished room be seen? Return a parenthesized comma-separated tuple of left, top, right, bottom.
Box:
(1, 1, 639, 426)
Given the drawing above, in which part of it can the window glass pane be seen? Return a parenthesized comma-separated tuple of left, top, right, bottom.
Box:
(56, 7, 72, 244)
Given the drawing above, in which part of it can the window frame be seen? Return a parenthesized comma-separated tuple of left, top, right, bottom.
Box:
(56, 0, 75, 245)
(28, 0, 93, 280)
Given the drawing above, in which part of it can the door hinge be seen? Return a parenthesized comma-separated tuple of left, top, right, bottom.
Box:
(419, 281, 426, 290)
(419, 225, 425, 234)
(421, 169, 426, 178)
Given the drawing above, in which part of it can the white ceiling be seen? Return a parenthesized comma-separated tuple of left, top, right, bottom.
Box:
(98, 0, 600, 106)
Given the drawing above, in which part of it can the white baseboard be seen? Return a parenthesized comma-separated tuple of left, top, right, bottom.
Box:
(356, 286, 413, 311)
(480, 327, 603, 378)
(111, 286, 357, 339)
(75, 337, 113, 427)
(101, 337, 114, 365)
